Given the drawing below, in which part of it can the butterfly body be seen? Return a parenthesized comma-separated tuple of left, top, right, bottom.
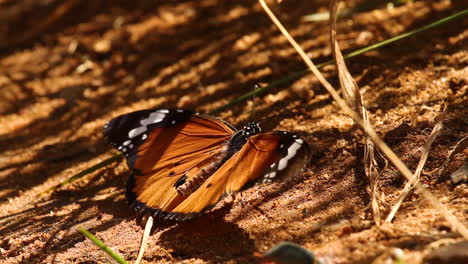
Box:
(104, 109, 309, 221)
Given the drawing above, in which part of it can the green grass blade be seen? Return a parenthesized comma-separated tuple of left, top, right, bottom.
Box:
(209, 70, 307, 114)
(38, 154, 122, 196)
(343, 8, 468, 59)
(211, 8, 468, 114)
(79, 227, 128, 264)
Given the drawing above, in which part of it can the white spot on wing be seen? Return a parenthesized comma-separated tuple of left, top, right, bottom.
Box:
(128, 111, 169, 139)
(278, 140, 303, 171)
(129, 126, 146, 139)
(141, 112, 165, 126)
(142, 134, 147, 140)
(278, 158, 288, 171)
(123, 140, 131, 146)
(268, 171, 276, 178)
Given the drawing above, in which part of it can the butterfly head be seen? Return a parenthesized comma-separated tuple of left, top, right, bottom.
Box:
(243, 122, 262, 136)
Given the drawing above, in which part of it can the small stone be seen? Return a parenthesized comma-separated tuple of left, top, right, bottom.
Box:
(424, 240, 468, 264)
(264, 242, 316, 264)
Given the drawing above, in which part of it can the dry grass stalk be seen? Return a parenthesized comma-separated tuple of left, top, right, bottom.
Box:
(329, 0, 383, 225)
(438, 135, 468, 179)
(135, 216, 154, 264)
(386, 122, 444, 223)
(257, 0, 468, 238)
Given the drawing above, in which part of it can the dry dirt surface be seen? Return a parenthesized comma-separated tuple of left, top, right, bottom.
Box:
(0, 0, 467, 263)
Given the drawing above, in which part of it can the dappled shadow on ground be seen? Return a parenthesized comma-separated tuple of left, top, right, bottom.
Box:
(160, 213, 256, 262)
(0, 0, 467, 263)
(0, 163, 131, 263)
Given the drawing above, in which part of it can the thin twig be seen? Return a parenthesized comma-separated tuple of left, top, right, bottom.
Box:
(258, 0, 468, 239)
(386, 122, 444, 222)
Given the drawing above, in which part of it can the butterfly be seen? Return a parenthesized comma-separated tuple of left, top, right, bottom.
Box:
(103, 109, 309, 221)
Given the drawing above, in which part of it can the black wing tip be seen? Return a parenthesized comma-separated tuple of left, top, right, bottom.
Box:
(255, 131, 310, 185)
(102, 118, 118, 144)
(103, 108, 197, 162)
(267, 131, 310, 158)
(102, 108, 195, 139)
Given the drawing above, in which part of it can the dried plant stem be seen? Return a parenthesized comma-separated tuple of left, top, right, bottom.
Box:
(386, 122, 444, 222)
(329, 0, 383, 225)
(364, 112, 382, 224)
(257, 0, 468, 238)
(135, 216, 154, 264)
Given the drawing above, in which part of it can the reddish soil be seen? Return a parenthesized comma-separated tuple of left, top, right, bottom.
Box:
(0, 0, 467, 263)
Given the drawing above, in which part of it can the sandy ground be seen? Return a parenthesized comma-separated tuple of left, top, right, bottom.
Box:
(0, 0, 467, 263)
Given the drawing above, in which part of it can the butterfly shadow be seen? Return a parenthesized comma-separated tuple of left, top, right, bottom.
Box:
(155, 207, 257, 263)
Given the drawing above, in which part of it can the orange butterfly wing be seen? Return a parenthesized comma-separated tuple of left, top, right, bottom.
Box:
(166, 132, 309, 219)
(125, 114, 236, 217)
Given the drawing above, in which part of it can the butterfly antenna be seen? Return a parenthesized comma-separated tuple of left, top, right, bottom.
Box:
(250, 83, 261, 119)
